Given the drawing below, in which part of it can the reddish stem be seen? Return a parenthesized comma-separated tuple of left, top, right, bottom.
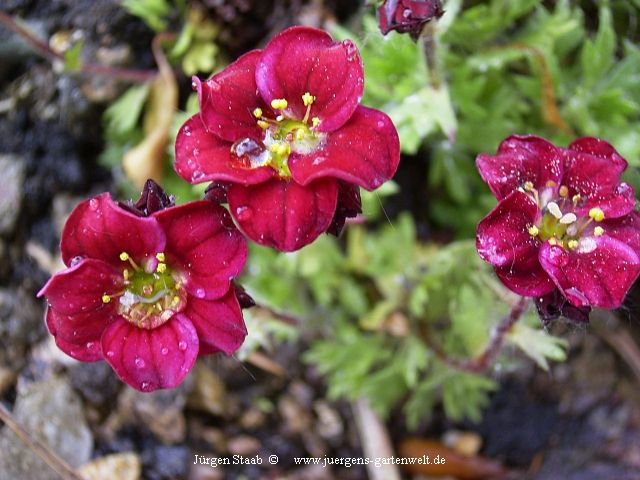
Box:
(0, 10, 157, 82)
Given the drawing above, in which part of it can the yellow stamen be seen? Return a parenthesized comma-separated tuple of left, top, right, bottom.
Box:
(270, 98, 288, 110)
(589, 207, 605, 222)
(270, 144, 280, 153)
(528, 225, 539, 237)
(302, 92, 315, 106)
(276, 143, 290, 157)
(568, 239, 579, 249)
(119, 252, 129, 261)
(257, 120, 269, 129)
(156, 263, 167, 273)
(548, 237, 558, 246)
(102, 294, 111, 304)
(546, 180, 557, 188)
(572, 194, 581, 205)
(523, 181, 534, 191)
(172, 296, 180, 307)
(594, 226, 605, 237)
(253, 107, 263, 118)
(123, 269, 129, 280)
(312, 117, 321, 128)
(155, 252, 165, 262)
(559, 185, 569, 197)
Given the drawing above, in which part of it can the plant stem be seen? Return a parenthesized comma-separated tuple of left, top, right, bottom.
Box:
(420, 21, 440, 89)
(0, 11, 156, 82)
(433, 297, 529, 373)
(0, 402, 84, 480)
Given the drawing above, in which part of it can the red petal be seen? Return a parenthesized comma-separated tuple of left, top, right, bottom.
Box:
(101, 315, 199, 392)
(476, 135, 563, 200)
(603, 212, 640, 254)
(46, 308, 104, 362)
(153, 200, 248, 300)
(563, 146, 634, 218)
(61, 193, 165, 267)
(476, 191, 541, 269)
(38, 258, 123, 316)
(183, 289, 246, 355)
(568, 137, 628, 170)
(539, 237, 640, 309)
(227, 178, 338, 252)
(256, 26, 364, 133)
(193, 50, 267, 143)
(289, 106, 400, 191)
(495, 264, 555, 297)
(175, 114, 275, 185)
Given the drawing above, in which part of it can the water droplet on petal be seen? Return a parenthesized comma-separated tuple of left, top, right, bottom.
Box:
(207, 79, 221, 92)
(376, 120, 386, 129)
(312, 156, 326, 166)
(195, 287, 206, 298)
(235, 206, 253, 221)
(161, 347, 169, 355)
(341, 39, 358, 62)
(140, 381, 151, 391)
(178, 341, 187, 351)
(402, 8, 412, 18)
(89, 198, 99, 210)
(192, 147, 200, 157)
(190, 170, 204, 182)
(230, 138, 270, 169)
(135, 357, 146, 368)
(70, 255, 84, 267)
(86, 341, 95, 349)
(106, 350, 115, 358)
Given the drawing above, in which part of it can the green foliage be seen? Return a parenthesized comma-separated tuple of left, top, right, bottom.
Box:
(122, 0, 174, 32)
(243, 212, 566, 426)
(341, 0, 640, 235)
(63, 40, 83, 71)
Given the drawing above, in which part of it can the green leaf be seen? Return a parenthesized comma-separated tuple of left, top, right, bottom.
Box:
(122, 0, 173, 32)
(507, 322, 567, 370)
(104, 84, 151, 138)
(63, 40, 83, 71)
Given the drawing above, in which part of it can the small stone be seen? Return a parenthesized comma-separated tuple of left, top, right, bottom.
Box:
(0, 155, 26, 236)
(187, 363, 229, 417)
(0, 377, 93, 480)
(0, 366, 16, 396)
(442, 430, 483, 456)
(227, 435, 261, 456)
(79, 452, 141, 480)
(239, 408, 267, 430)
(314, 401, 343, 441)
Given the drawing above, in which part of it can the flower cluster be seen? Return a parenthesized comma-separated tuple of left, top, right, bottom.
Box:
(476, 135, 640, 322)
(39, 181, 248, 392)
(378, 0, 444, 40)
(175, 26, 400, 252)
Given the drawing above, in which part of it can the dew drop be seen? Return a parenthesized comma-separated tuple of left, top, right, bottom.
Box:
(70, 255, 84, 267)
(402, 8, 411, 18)
(191, 80, 198, 90)
(178, 341, 187, 351)
(106, 350, 115, 358)
(230, 138, 270, 169)
(235, 206, 253, 221)
(195, 287, 206, 298)
(89, 198, 99, 210)
(183, 125, 191, 136)
(192, 147, 200, 157)
(312, 156, 326, 166)
(207, 79, 221, 92)
(86, 341, 95, 349)
(376, 120, 386, 129)
(191, 170, 204, 182)
(161, 347, 169, 355)
(341, 39, 358, 61)
(140, 381, 151, 391)
(135, 357, 146, 368)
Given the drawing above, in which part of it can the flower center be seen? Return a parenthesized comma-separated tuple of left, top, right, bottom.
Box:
(102, 252, 186, 329)
(522, 181, 605, 252)
(229, 92, 325, 177)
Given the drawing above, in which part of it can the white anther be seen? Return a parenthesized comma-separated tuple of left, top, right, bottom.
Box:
(547, 202, 563, 219)
(559, 213, 577, 225)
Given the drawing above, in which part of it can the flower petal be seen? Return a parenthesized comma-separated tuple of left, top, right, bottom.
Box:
(256, 26, 364, 133)
(563, 145, 635, 218)
(535, 289, 591, 326)
(289, 106, 400, 191)
(227, 178, 338, 252)
(477, 191, 555, 296)
(101, 315, 199, 392)
(153, 200, 248, 300)
(539, 237, 640, 309)
(193, 50, 267, 143)
(602, 212, 640, 255)
(38, 258, 123, 316)
(61, 193, 165, 267)
(183, 288, 246, 355)
(568, 137, 628, 170)
(46, 308, 104, 362)
(476, 135, 563, 200)
(175, 114, 275, 186)
(327, 181, 362, 237)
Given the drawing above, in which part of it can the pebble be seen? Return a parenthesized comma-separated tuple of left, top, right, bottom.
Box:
(0, 155, 26, 236)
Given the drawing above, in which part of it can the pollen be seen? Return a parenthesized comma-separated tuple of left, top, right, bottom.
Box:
(102, 294, 111, 303)
(276, 143, 290, 157)
(155, 252, 165, 262)
(594, 226, 605, 236)
(302, 92, 315, 106)
(548, 237, 558, 246)
(528, 225, 539, 237)
(559, 185, 569, 197)
(253, 107, 263, 118)
(257, 120, 270, 129)
(270, 98, 288, 110)
(567, 239, 579, 249)
(546, 180, 557, 188)
(547, 202, 563, 219)
(156, 263, 167, 273)
(523, 181, 534, 191)
(589, 207, 605, 222)
(119, 252, 130, 261)
(312, 117, 321, 128)
(123, 269, 130, 280)
(572, 194, 581, 205)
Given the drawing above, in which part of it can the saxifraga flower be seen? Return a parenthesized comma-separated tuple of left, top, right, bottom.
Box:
(476, 135, 640, 321)
(175, 26, 400, 252)
(38, 182, 248, 392)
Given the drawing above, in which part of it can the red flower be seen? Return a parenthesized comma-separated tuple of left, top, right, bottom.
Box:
(378, 0, 444, 40)
(175, 26, 400, 252)
(476, 135, 640, 313)
(38, 185, 248, 392)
